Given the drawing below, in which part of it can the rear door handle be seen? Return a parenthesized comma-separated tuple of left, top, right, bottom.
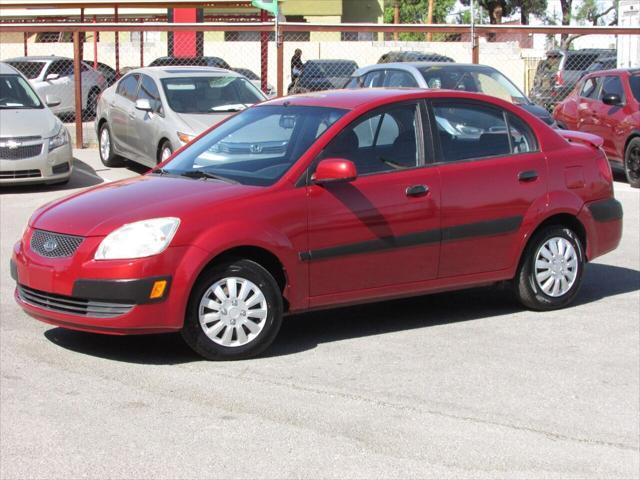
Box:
(405, 184, 429, 197)
(518, 170, 538, 182)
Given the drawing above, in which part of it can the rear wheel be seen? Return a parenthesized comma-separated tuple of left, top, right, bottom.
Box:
(514, 225, 585, 311)
(98, 124, 124, 167)
(624, 138, 640, 188)
(181, 259, 283, 360)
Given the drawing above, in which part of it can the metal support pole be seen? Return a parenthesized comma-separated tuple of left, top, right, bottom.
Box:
(260, 9, 268, 93)
(73, 31, 84, 148)
(79, 8, 84, 62)
(471, 0, 479, 64)
(393, 0, 400, 41)
(93, 15, 98, 70)
(114, 7, 120, 77)
(140, 30, 144, 66)
(23, 32, 28, 56)
(276, 14, 283, 97)
(426, 0, 434, 41)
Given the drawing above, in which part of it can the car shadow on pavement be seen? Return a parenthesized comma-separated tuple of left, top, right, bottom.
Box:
(0, 159, 103, 194)
(42, 262, 639, 365)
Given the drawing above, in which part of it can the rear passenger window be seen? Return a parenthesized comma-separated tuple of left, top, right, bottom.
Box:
(507, 114, 537, 154)
(600, 76, 625, 102)
(363, 70, 384, 88)
(580, 77, 599, 98)
(434, 102, 522, 162)
(116, 74, 139, 101)
(385, 70, 419, 88)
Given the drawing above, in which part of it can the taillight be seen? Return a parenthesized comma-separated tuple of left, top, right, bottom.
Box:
(555, 71, 564, 87)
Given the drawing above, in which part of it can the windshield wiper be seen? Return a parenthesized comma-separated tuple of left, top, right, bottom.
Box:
(179, 170, 238, 183)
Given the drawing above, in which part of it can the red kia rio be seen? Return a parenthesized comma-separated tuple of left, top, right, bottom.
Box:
(553, 68, 640, 188)
(11, 89, 623, 360)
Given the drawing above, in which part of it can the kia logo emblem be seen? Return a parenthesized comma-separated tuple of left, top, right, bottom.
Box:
(43, 239, 58, 252)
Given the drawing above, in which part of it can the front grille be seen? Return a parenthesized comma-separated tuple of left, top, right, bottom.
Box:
(0, 144, 43, 160)
(0, 169, 41, 179)
(30, 230, 84, 258)
(18, 285, 134, 318)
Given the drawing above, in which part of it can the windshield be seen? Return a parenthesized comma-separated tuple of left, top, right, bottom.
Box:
(304, 62, 357, 78)
(630, 75, 640, 103)
(161, 76, 265, 114)
(0, 74, 43, 109)
(419, 67, 529, 104)
(160, 105, 346, 186)
(6, 61, 46, 80)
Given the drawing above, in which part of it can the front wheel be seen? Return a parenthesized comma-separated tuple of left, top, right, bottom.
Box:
(158, 140, 173, 163)
(181, 259, 283, 360)
(514, 226, 585, 311)
(624, 138, 640, 188)
(98, 124, 124, 167)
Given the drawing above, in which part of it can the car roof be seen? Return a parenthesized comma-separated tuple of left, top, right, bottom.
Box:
(262, 88, 511, 110)
(584, 68, 640, 77)
(124, 66, 239, 79)
(0, 62, 21, 75)
(354, 62, 496, 75)
(4, 55, 68, 62)
(305, 59, 357, 64)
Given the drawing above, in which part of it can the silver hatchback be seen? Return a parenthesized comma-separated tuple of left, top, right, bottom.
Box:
(95, 66, 267, 168)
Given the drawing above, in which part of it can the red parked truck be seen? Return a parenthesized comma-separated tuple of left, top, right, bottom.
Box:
(554, 68, 640, 188)
(11, 89, 623, 360)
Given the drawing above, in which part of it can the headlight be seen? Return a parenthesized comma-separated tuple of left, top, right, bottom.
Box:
(94, 217, 180, 260)
(177, 131, 195, 145)
(48, 125, 69, 152)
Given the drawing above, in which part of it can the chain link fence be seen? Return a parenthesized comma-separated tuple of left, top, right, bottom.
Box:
(0, 22, 637, 146)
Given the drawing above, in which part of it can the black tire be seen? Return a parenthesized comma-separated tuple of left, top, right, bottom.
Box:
(83, 88, 100, 120)
(158, 140, 173, 164)
(514, 225, 585, 311)
(98, 123, 124, 167)
(624, 137, 640, 189)
(181, 259, 283, 360)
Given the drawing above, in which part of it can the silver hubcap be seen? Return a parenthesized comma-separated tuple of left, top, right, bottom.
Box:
(161, 147, 172, 161)
(100, 129, 110, 160)
(198, 277, 268, 347)
(534, 237, 579, 297)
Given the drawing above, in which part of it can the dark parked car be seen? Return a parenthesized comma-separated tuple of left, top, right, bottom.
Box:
(554, 68, 640, 187)
(581, 56, 617, 78)
(377, 50, 454, 64)
(530, 49, 616, 110)
(149, 56, 231, 69)
(288, 59, 358, 94)
(346, 62, 555, 126)
(94, 61, 117, 86)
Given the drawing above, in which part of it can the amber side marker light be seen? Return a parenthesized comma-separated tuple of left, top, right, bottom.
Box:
(150, 280, 168, 299)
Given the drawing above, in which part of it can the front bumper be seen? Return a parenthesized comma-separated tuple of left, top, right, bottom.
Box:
(11, 229, 211, 335)
(0, 141, 73, 185)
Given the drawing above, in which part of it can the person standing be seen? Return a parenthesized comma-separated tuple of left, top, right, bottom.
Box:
(288, 49, 303, 93)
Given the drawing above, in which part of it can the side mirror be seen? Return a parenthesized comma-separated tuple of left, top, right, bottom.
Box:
(45, 95, 61, 107)
(602, 93, 622, 106)
(135, 98, 153, 111)
(312, 158, 357, 185)
(45, 73, 60, 81)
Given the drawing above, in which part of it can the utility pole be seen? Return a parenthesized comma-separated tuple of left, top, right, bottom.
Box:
(426, 0, 434, 41)
(393, 0, 400, 41)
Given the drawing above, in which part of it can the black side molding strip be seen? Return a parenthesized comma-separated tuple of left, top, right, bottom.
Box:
(72, 276, 172, 304)
(588, 198, 623, 222)
(300, 215, 523, 262)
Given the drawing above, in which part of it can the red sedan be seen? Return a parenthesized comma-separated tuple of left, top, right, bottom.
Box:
(553, 68, 640, 188)
(11, 89, 622, 360)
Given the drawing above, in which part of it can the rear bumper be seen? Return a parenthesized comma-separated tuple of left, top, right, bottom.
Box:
(579, 197, 623, 261)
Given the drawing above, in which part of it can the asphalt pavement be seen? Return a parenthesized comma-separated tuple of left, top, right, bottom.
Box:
(1, 150, 638, 479)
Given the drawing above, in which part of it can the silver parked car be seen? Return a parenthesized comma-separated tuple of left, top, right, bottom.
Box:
(95, 66, 267, 168)
(0, 62, 73, 185)
(5, 55, 107, 119)
(346, 62, 556, 126)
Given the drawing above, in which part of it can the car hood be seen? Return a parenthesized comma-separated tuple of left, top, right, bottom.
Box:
(177, 112, 234, 136)
(520, 103, 555, 124)
(0, 108, 59, 138)
(30, 174, 260, 238)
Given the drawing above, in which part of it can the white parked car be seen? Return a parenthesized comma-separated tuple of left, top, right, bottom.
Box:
(95, 66, 267, 168)
(5, 55, 107, 119)
(0, 62, 73, 185)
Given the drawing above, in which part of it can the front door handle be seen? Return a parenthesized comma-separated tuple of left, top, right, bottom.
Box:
(405, 184, 429, 197)
(518, 170, 538, 182)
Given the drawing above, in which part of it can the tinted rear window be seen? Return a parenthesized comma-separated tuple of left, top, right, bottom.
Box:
(630, 75, 640, 103)
(565, 54, 599, 71)
(304, 62, 357, 78)
(6, 61, 46, 79)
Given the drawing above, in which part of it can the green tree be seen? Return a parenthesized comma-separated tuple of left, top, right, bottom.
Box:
(459, 0, 514, 24)
(511, 0, 547, 24)
(561, 0, 618, 48)
(384, 0, 457, 40)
